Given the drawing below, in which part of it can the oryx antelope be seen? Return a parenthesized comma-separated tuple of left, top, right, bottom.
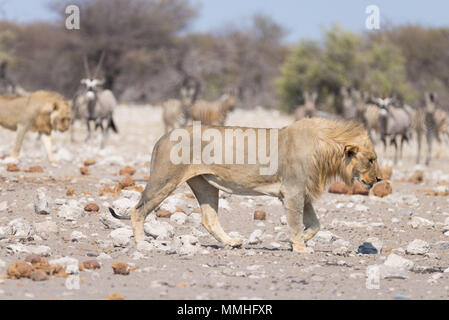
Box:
(190, 91, 237, 126)
(294, 92, 317, 121)
(162, 87, 196, 134)
(71, 53, 118, 148)
(376, 97, 411, 164)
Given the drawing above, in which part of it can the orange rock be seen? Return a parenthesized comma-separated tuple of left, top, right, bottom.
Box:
(119, 166, 137, 176)
(7, 163, 20, 172)
(66, 189, 75, 196)
(112, 262, 130, 275)
(119, 176, 135, 189)
(25, 166, 44, 173)
(408, 171, 424, 184)
(328, 182, 350, 195)
(84, 203, 100, 212)
(83, 260, 101, 270)
(83, 160, 96, 167)
(156, 210, 172, 218)
(30, 270, 49, 281)
(185, 193, 195, 199)
(372, 181, 392, 198)
(7, 261, 33, 279)
(254, 210, 267, 220)
(80, 166, 90, 175)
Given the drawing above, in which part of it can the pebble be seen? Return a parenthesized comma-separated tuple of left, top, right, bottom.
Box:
(144, 221, 174, 240)
(406, 239, 429, 255)
(34, 188, 50, 215)
(109, 228, 134, 247)
(248, 229, 263, 245)
(384, 253, 414, 270)
(170, 212, 188, 225)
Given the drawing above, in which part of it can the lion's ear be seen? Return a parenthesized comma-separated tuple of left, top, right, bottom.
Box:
(53, 102, 60, 111)
(344, 145, 359, 157)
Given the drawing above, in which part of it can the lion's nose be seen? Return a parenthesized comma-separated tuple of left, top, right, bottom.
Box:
(376, 177, 382, 183)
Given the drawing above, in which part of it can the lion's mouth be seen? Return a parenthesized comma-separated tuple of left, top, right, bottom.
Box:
(360, 180, 374, 190)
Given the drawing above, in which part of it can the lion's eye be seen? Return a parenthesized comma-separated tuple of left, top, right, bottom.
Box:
(369, 159, 375, 164)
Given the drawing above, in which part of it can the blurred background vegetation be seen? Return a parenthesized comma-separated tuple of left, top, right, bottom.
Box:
(0, 0, 448, 113)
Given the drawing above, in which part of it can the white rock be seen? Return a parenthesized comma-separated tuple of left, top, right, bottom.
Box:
(58, 201, 84, 221)
(384, 253, 414, 270)
(187, 212, 202, 226)
(378, 264, 408, 279)
(408, 216, 435, 229)
(28, 245, 52, 257)
(71, 231, 87, 241)
(109, 228, 134, 247)
(99, 212, 126, 229)
(333, 238, 350, 248)
(8, 218, 32, 237)
(34, 221, 59, 238)
(315, 231, 337, 243)
(173, 235, 199, 255)
(170, 212, 188, 225)
(50, 257, 79, 274)
(275, 231, 289, 242)
(280, 215, 287, 225)
(6, 244, 30, 254)
(248, 229, 263, 245)
(97, 253, 112, 260)
(136, 240, 154, 252)
(406, 239, 429, 255)
(111, 198, 136, 217)
(120, 190, 141, 203)
(355, 204, 369, 212)
(34, 188, 50, 215)
(144, 221, 174, 240)
(53, 148, 73, 162)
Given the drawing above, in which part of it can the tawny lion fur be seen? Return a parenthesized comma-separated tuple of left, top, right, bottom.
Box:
(0, 90, 71, 162)
(110, 118, 382, 253)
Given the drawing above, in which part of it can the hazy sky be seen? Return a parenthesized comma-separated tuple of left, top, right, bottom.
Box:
(1, 0, 448, 42)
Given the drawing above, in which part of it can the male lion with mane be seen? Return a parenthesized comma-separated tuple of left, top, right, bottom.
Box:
(110, 118, 382, 253)
(0, 90, 71, 162)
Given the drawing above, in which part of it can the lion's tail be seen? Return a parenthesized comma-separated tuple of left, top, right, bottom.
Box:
(109, 207, 131, 220)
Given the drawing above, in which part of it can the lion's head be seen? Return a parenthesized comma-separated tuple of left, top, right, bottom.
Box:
(51, 99, 71, 132)
(341, 139, 382, 190)
(33, 92, 71, 135)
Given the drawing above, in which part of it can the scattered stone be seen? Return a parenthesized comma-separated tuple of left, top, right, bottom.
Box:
(357, 242, 378, 254)
(366, 237, 383, 252)
(49, 257, 79, 275)
(112, 262, 130, 275)
(328, 182, 350, 195)
(372, 181, 392, 198)
(315, 231, 336, 243)
(248, 229, 263, 245)
(111, 198, 136, 217)
(109, 228, 134, 247)
(280, 215, 287, 225)
(66, 189, 75, 196)
(406, 239, 429, 255)
(83, 160, 96, 167)
(83, 260, 101, 270)
(7, 163, 20, 172)
(25, 166, 43, 173)
(7, 261, 33, 279)
(80, 166, 90, 175)
(119, 176, 135, 189)
(34, 188, 50, 215)
(408, 216, 435, 229)
(379, 265, 408, 279)
(333, 247, 349, 255)
(30, 269, 49, 281)
(144, 222, 174, 240)
(156, 209, 172, 219)
(58, 201, 85, 221)
(170, 212, 187, 225)
(71, 231, 86, 241)
(8, 218, 32, 238)
(384, 253, 414, 270)
(119, 166, 137, 176)
(99, 212, 126, 230)
(84, 203, 100, 212)
(409, 171, 424, 184)
(34, 221, 58, 239)
(253, 210, 267, 221)
(174, 235, 200, 255)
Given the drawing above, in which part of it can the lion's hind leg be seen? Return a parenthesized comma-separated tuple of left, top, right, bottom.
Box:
(187, 176, 242, 248)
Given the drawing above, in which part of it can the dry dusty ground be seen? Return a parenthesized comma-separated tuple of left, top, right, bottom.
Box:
(0, 105, 449, 300)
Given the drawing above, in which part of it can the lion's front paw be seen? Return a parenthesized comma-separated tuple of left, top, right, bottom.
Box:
(292, 243, 314, 254)
(225, 238, 243, 249)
